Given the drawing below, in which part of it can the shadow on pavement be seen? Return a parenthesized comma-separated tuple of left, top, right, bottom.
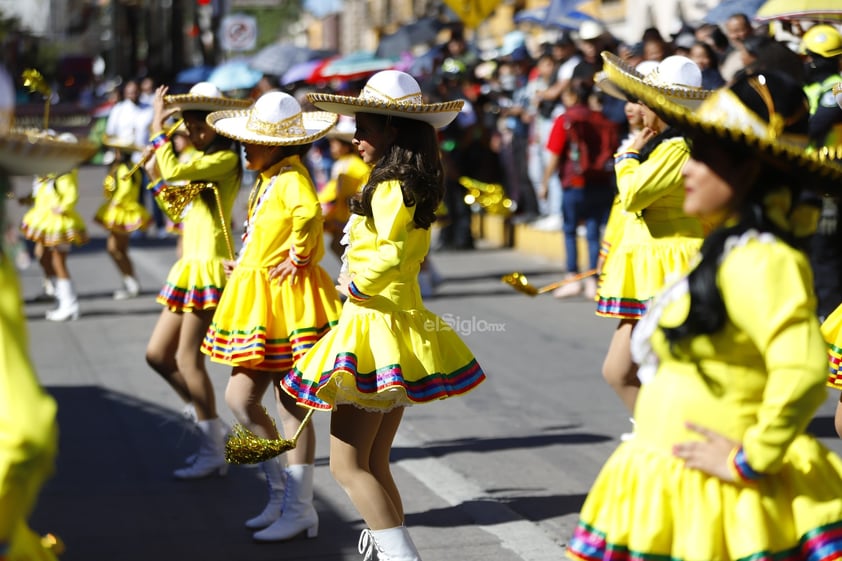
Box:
(30, 386, 357, 561)
(406, 493, 588, 527)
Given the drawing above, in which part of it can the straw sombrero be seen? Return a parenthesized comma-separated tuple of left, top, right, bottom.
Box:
(207, 90, 337, 146)
(164, 81, 252, 113)
(598, 52, 714, 109)
(307, 70, 464, 129)
(614, 70, 842, 191)
(101, 135, 143, 152)
(0, 129, 97, 176)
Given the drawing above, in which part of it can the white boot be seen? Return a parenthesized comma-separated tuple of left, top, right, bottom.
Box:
(244, 458, 286, 529)
(362, 526, 422, 561)
(46, 278, 79, 321)
(252, 464, 318, 541)
(34, 276, 56, 301)
(113, 275, 140, 300)
(173, 418, 229, 479)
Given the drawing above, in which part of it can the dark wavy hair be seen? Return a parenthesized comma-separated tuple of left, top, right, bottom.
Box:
(183, 109, 243, 203)
(662, 71, 811, 346)
(349, 113, 444, 229)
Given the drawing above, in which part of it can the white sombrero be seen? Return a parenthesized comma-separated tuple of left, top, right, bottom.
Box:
(599, 52, 714, 110)
(164, 81, 252, 113)
(207, 90, 338, 146)
(101, 135, 143, 152)
(307, 70, 464, 129)
(0, 128, 98, 176)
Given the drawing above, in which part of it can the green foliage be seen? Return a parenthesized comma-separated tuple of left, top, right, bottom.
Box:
(236, 0, 304, 52)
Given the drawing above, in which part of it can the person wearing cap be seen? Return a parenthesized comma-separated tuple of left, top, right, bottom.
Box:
(595, 54, 711, 419)
(318, 115, 370, 260)
(568, 68, 842, 561)
(142, 81, 250, 479)
(800, 24, 842, 323)
(94, 136, 152, 300)
(281, 70, 487, 561)
(202, 91, 342, 541)
(20, 133, 89, 322)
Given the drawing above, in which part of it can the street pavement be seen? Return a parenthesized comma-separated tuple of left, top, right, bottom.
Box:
(9, 165, 842, 561)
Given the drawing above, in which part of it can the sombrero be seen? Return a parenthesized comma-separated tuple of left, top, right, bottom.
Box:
(598, 52, 713, 109)
(0, 128, 97, 176)
(101, 135, 143, 152)
(326, 115, 356, 143)
(164, 81, 252, 113)
(614, 70, 842, 191)
(307, 70, 464, 129)
(835, 82, 842, 110)
(207, 90, 337, 146)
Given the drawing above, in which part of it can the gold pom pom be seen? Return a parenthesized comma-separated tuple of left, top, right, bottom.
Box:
(224, 409, 315, 464)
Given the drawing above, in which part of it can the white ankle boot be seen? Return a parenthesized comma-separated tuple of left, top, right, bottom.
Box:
(113, 275, 140, 300)
(244, 459, 286, 529)
(173, 418, 229, 479)
(46, 278, 79, 321)
(359, 526, 422, 561)
(252, 464, 318, 541)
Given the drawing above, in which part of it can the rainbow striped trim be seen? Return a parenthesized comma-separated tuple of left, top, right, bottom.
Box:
(347, 281, 370, 301)
(281, 352, 486, 410)
(596, 296, 650, 319)
(151, 133, 168, 150)
(827, 342, 842, 389)
(20, 224, 88, 247)
(290, 248, 312, 268)
(148, 178, 166, 196)
(568, 519, 842, 561)
(156, 282, 222, 311)
(614, 152, 640, 165)
(731, 446, 762, 481)
(203, 322, 336, 370)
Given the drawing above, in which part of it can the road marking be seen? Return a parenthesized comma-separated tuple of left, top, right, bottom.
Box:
(394, 431, 569, 561)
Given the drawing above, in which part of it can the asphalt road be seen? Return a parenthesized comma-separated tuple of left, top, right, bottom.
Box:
(9, 165, 842, 561)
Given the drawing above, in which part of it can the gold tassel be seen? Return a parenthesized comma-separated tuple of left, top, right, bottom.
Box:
(224, 408, 314, 464)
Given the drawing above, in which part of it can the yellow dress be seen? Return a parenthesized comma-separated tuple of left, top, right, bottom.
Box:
(596, 138, 703, 319)
(0, 254, 60, 560)
(569, 232, 842, 561)
(93, 161, 152, 234)
(20, 170, 88, 247)
(153, 142, 239, 311)
(202, 156, 342, 371)
(318, 152, 370, 235)
(821, 305, 842, 388)
(281, 180, 486, 411)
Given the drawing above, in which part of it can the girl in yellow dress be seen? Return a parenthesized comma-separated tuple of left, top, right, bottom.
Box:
(593, 54, 710, 416)
(143, 82, 250, 479)
(20, 133, 89, 322)
(568, 70, 842, 561)
(203, 91, 342, 540)
(94, 137, 152, 299)
(318, 115, 370, 260)
(282, 70, 487, 561)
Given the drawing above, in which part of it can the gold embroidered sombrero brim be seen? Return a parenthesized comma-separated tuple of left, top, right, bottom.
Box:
(101, 135, 143, 152)
(206, 109, 338, 146)
(307, 92, 464, 129)
(616, 72, 842, 192)
(164, 94, 252, 113)
(599, 52, 713, 110)
(0, 129, 98, 176)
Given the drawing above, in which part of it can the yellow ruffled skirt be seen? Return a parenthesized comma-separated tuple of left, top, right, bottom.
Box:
(157, 257, 227, 312)
(568, 436, 842, 561)
(596, 215, 701, 319)
(281, 283, 486, 411)
(202, 265, 342, 372)
(20, 207, 87, 246)
(94, 200, 152, 234)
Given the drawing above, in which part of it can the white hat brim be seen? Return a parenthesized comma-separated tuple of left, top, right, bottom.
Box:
(207, 109, 338, 146)
(165, 94, 252, 113)
(0, 130, 98, 176)
(307, 93, 464, 129)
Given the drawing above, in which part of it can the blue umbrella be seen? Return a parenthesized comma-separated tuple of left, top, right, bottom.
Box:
(208, 59, 263, 92)
(702, 0, 766, 23)
(281, 59, 323, 86)
(174, 65, 213, 84)
(514, 0, 598, 30)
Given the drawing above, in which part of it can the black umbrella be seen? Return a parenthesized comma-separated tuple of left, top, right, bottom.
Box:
(376, 18, 444, 58)
(250, 43, 334, 77)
